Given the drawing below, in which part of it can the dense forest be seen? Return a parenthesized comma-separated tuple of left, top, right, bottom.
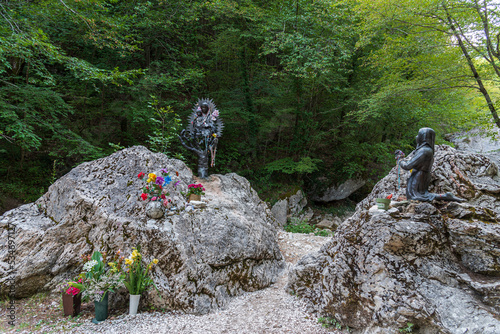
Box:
(1, 0, 499, 212)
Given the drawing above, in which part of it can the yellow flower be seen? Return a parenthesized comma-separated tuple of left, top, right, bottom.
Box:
(212, 133, 217, 138)
(146, 178, 151, 183)
(108, 262, 115, 267)
(131, 250, 139, 259)
(152, 259, 159, 265)
(148, 173, 157, 182)
(125, 258, 133, 265)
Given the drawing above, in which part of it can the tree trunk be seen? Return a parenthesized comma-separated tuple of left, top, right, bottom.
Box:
(445, 6, 500, 129)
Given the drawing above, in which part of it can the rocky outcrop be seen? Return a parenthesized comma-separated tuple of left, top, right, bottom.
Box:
(287, 145, 500, 333)
(0, 146, 284, 314)
(270, 190, 308, 228)
(309, 178, 366, 202)
(446, 128, 500, 166)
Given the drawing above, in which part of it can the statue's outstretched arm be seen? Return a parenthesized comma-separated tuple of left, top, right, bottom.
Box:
(178, 133, 203, 155)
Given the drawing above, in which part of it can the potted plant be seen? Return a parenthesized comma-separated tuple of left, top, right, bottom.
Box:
(59, 279, 82, 316)
(186, 183, 205, 202)
(376, 194, 392, 210)
(71, 250, 124, 324)
(123, 245, 159, 315)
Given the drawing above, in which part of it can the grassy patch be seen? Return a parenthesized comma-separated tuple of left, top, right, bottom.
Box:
(284, 218, 333, 237)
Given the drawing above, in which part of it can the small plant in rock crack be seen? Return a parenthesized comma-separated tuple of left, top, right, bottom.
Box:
(318, 316, 342, 330)
(399, 322, 414, 333)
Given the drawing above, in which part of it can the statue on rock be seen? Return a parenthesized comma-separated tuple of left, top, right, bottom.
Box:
(400, 127, 465, 202)
(178, 98, 224, 178)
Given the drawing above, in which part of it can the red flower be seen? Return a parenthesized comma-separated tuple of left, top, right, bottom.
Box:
(386, 194, 393, 200)
(138, 172, 145, 179)
(161, 194, 166, 199)
(140, 193, 148, 201)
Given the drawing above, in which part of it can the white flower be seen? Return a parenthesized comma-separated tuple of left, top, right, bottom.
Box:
(83, 260, 98, 272)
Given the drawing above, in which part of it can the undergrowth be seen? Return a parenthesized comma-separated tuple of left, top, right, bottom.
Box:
(284, 218, 333, 237)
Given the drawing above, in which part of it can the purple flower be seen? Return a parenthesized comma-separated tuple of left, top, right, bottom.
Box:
(174, 180, 180, 187)
(160, 168, 168, 175)
(99, 291, 104, 295)
(155, 176, 164, 186)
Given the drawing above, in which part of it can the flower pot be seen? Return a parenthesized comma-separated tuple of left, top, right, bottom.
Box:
(129, 294, 141, 315)
(92, 292, 109, 324)
(188, 194, 201, 202)
(376, 198, 391, 210)
(62, 292, 81, 316)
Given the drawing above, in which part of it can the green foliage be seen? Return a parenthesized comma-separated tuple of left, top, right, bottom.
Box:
(284, 217, 331, 236)
(314, 229, 332, 237)
(399, 322, 415, 333)
(284, 218, 315, 234)
(1, 0, 496, 208)
(146, 95, 183, 157)
(265, 157, 322, 175)
(317, 316, 351, 332)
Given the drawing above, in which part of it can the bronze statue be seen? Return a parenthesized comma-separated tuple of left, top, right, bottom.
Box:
(178, 98, 224, 178)
(400, 127, 464, 202)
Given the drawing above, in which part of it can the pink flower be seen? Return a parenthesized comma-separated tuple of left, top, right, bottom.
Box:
(152, 196, 157, 201)
(66, 286, 80, 296)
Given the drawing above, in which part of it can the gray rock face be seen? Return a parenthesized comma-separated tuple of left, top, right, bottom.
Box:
(271, 199, 288, 228)
(146, 201, 164, 219)
(288, 190, 307, 216)
(287, 145, 500, 333)
(310, 178, 366, 202)
(446, 128, 500, 166)
(270, 190, 308, 227)
(0, 146, 284, 314)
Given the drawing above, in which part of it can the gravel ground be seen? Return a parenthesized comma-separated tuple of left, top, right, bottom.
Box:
(8, 232, 337, 334)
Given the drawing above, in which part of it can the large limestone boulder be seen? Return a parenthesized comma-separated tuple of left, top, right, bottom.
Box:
(309, 178, 366, 202)
(0, 146, 284, 314)
(287, 145, 500, 333)
(446, 127, 500, 166)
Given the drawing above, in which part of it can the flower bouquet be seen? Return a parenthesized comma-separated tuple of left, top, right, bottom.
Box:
(59, 278, 82, 316)
(186, 183, 205, 202)
(138, 169, 178, 218)
(123, 245, 159, 315)
(71, 250, 124, 323)
(138, 169, 174, 207)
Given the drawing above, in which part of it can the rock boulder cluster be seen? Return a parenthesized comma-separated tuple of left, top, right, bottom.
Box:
(0, 146, 284, 314)
(287, 145, 500, 333)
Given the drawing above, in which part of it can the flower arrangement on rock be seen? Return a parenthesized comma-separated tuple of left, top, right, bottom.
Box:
(138, 169, 176, 207)
(186, 183, 205, 202)
(187, 183, 205, 196)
